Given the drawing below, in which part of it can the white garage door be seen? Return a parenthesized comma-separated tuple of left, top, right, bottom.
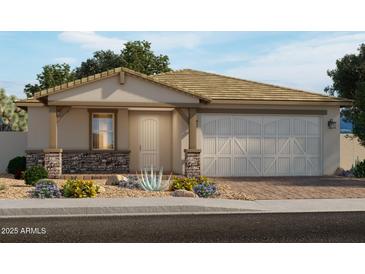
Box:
(200, 114, 322, 176)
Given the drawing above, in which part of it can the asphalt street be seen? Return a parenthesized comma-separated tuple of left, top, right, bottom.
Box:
(1, 211, 365, 242)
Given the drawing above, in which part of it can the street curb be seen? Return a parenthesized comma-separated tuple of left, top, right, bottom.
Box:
(2, 197, 365, 218)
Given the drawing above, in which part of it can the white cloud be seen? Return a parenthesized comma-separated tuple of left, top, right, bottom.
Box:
(225, 32, 365, 93)
(53, 57, 77, 64)
(58, 31, 125, 52)
(142, 32, 204, 50)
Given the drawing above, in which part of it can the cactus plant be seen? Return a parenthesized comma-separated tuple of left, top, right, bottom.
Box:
(137, 166, 171, 191)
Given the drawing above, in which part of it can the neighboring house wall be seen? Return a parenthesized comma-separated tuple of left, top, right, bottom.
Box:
(0, 132, 27, 172)
(341, 134, 365, 170)
(128, 110, 172, 172)
(48, 75, 199, 104)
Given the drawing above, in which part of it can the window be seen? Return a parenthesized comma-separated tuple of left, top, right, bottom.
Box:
(91, 113, 115, 150)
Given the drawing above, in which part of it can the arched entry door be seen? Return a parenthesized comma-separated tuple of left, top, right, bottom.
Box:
(139, 116, 159, 170)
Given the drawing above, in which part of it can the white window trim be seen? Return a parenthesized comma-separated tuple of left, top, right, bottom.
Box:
(91, 112, 115, 151)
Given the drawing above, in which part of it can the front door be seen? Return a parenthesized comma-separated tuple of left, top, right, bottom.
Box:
(139, 116, 159, 170)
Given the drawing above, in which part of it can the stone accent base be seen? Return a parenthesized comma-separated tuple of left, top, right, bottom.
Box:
(44, 151, 62, 179)
(184, 149, 201, 177)
(26, 151, 44, 168)
(26, 150, 130, 176)
(62, 151, 130, 174)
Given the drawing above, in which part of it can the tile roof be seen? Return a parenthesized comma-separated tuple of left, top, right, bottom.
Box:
(32, 67, 211, 102)
(18, 67, 352, 106)
(152, 69, 352, 104)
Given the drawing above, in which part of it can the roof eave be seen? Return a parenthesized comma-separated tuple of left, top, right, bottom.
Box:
(210, 99, 353, 107)
(15, 100, 44, 110)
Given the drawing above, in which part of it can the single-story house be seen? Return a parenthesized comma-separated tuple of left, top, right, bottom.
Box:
(16, 67, 352, 178)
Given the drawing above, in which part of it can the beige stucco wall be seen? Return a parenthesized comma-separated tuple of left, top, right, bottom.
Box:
(26, 103, 342, 176)
(117, 109, 129, 150)
(128, 110, 172, 172)
(172, 109, 189, 174)
(195, 105, 341, 176)
(341, 134, 365, 170)
(27, 107, 49, 149)
(0, 132, 27, 172)
(48, 74, 199, 104)
(58, 108, 89, 149)
(27, 106, 130, 151)
(322, 107, 340, 175)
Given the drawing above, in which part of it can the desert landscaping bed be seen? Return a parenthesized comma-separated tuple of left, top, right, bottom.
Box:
(0, 174, 252, 200)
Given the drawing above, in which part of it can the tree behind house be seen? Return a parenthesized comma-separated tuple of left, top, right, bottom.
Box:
(326, 43, 365, 145)
(0, 88, 27, 131)
(24, 63, 75, 98)
(25, 40, 172, 98)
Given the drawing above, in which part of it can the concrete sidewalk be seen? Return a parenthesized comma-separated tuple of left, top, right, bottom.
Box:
(1, 197, 365, 217)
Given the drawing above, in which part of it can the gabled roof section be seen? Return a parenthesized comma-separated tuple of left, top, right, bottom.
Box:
(17, 67, 352, 108)
(152, 69, 352, 105)
(32, 67, 211, 102)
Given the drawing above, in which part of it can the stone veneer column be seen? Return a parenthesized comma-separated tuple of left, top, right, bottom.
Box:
(43, 149, 62, 179)
(184, 149, 201, 178)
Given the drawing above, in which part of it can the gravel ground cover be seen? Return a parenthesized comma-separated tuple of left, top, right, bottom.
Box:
(0, 174, 252, 200)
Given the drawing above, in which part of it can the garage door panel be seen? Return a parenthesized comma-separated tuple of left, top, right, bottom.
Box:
(278, 119, 291, 136)
(217, 138, 231, 154)
(263, 157, 276, 175)
(263, 119, 277, 136)
(217, 118, 231, 135)
(277, 157, 290, 174)
(202, 120, 216, 136)
(233, 138, 247, 154)
(307, 137, 320, 155)
(202, 157, 216, 176)
(232, 118, 246, 135)
(293, 137, 306, 154)
(307, 157, 320, 175)
(233, 157, 247, 176)
(247, 157, 261, 176)
(203, 137, 216, 154)
(217, 158, 231, 176)
(201, 115, 322, 176)
(247, 118, 261, 136)
(278, 138, 290, 154)
(263, 138, 276, 154)
(247, 138, 261, 154)
(293, 157, 306, 175)
(293, 119, 307, 136)
(307, 120, 320, 136)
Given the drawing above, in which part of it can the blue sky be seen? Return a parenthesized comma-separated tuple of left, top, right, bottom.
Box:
(0, 31, 364, 99)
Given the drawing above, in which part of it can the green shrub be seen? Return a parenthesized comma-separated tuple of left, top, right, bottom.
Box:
(62, 179, 100, 198)
(170, 177, 197, 191)
(24, 165, 48, 185)
(0, 183, 6, 192)
(352, 160, 365, 178)
(7, 156, 26, 179)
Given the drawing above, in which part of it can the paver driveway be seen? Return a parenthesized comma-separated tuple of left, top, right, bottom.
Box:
(216, 176, 365, 200)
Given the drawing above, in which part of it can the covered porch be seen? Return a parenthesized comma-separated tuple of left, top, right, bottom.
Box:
(25, 105, 201, 178)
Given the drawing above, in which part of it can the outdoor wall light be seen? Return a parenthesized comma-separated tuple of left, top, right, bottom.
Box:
(328, 119, 337, 129)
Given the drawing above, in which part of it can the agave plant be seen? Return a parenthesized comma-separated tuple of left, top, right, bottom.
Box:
(137, 166, 172, 191)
